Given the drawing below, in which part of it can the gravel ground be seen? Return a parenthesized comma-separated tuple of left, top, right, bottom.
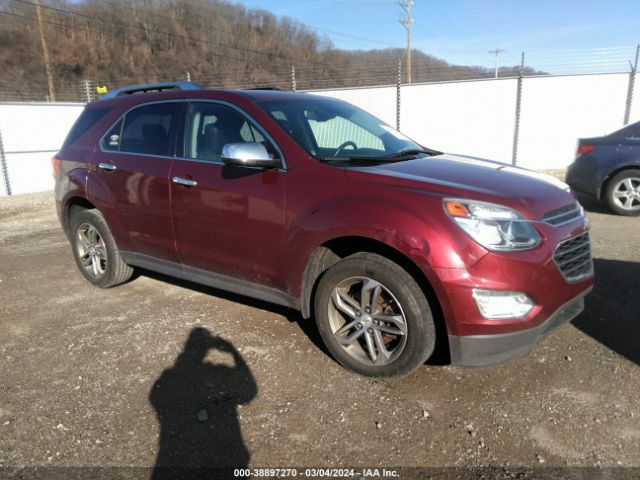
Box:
(0, 189, 639, 478)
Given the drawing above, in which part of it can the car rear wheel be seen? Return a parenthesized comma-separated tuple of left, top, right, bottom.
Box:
(605, 169, 640, 216)
(70, 209, 133, 287)
(314, 252, 436, 378)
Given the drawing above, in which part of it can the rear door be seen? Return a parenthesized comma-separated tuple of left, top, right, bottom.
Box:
(169, 101, 287, 290)
(93, 102, 181, 261)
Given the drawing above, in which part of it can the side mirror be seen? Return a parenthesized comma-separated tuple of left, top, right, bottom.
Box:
(221, 142, 275, 168)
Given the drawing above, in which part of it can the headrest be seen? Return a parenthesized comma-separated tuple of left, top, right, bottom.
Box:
(213, 114, 243, 130)
(142, 124, 166, 139)
(204, 123, 220, 136)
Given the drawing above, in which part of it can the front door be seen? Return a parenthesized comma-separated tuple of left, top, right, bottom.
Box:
(94, 102, 180, 261)
(170, 102, 287, 290)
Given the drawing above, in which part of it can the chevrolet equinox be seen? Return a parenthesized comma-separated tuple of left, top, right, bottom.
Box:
(54, 82, 594, 377)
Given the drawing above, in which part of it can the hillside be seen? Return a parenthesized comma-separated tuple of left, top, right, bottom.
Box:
(0, 0, 540, 101)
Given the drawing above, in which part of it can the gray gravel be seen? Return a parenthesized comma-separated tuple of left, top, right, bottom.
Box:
(0, 190, 638, 474)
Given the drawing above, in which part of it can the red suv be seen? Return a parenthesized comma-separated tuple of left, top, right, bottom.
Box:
(54, 82, 594, 377)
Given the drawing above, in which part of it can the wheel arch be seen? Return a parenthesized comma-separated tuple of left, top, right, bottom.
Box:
(300, 235, 450, 364)
(63, 196, 96, 237)
(599, 164, 640, 200)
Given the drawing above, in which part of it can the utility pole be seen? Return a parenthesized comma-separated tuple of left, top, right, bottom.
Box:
(35, 0, 56, 102)
(489, 48, 505, 79)
(399, 1, 413, 84)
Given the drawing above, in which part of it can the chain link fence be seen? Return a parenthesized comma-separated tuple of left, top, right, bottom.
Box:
(1, 45, 639, 104)
(1, 48, 639, 196)
(0, 127, 11, 196)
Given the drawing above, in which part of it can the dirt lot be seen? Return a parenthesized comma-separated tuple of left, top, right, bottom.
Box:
(0, 191, 639, 478)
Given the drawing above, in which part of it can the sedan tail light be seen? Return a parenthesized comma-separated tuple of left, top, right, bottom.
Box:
(51, 153, 61, 178)
(576, 143, 595, 157)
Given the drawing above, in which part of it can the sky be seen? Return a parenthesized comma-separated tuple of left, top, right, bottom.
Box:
(235, 0, 640, 72)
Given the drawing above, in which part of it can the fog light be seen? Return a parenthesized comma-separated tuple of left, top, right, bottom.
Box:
(472, 289, 534, 319)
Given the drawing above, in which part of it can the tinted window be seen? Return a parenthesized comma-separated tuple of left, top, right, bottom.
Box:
(607, 120, 640, 140)
(184, 103, 279, 162)
(101, 119, 123, 151)
(63, 107, 111, 147)
(120, 103, 178, 156)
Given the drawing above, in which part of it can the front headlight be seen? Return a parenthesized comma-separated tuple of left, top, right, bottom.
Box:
(443, 199, 541, 251)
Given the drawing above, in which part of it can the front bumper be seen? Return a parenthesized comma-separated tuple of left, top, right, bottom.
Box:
(448, 286, 592, 367)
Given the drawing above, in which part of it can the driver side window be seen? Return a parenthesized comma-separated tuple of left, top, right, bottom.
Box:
(184, 103, 279, 162)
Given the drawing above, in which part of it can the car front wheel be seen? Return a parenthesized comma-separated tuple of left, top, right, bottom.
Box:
(314, 252, 436, 378)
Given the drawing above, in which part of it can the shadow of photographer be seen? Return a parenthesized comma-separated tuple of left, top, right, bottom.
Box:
(150, 327, 257, 479)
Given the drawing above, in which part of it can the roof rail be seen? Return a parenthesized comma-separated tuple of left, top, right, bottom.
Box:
(100, 81, 203, 99)
(243, 87, 284, 91)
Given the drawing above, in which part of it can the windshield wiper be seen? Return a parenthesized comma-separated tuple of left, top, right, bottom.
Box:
(380, 148, 441, 159)
(318, 148, 441, 164)
(318, 156, 403, 163)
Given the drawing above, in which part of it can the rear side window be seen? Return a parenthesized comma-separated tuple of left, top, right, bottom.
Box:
(63, 108, 111, 147)
(119, 103, 179, 156)
(608, 121, 640, 140)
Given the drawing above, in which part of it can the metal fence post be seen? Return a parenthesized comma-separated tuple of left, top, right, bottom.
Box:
(623, 44, 639, 125)
(291, 65, 297, 92)
(511, 52, 525, 165)
(82, 79, 95, 103)
(0, 127, 11, 196)
(396, 59, 402, 130)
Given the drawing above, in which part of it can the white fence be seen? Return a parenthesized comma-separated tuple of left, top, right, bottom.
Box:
(0, 103, 84, 195)
(1, 72, 639, 196)
(314, 72, 640, 170)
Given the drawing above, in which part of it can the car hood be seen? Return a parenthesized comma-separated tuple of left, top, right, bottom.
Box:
(346, 153, 575, 219)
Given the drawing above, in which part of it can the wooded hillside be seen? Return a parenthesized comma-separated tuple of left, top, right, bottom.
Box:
(0, 0, 539, 101)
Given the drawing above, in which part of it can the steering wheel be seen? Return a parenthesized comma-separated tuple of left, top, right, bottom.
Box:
(333, 141, 358, 157)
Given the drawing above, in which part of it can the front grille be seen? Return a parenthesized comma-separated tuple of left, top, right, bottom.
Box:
(553, 232, 593, 282)
(543, 202, 582, 226)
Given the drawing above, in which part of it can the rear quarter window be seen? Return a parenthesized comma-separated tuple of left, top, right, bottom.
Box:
(101, 119, 124, 151)
(608, 120, 640, 140)
(62, 108, 111, 147)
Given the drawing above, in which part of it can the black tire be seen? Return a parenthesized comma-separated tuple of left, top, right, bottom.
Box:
(604, 169, 640, 216)
(314, 252, 436, 378)
(69, 209, 133, 288)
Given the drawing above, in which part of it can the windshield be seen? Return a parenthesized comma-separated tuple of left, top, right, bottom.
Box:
(257, 97, 431, 162)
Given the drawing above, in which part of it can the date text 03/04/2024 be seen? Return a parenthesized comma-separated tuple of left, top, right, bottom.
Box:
(233, 468, 400, 478)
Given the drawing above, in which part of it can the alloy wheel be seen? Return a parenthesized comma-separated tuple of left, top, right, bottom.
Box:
(612, 176, 640, 211)
(75, 223, 107, 279)
(327, 276, 408, 366)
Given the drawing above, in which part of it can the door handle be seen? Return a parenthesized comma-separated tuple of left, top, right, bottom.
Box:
(172, 176, 198, 187)
(98, 162, 117, 171)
